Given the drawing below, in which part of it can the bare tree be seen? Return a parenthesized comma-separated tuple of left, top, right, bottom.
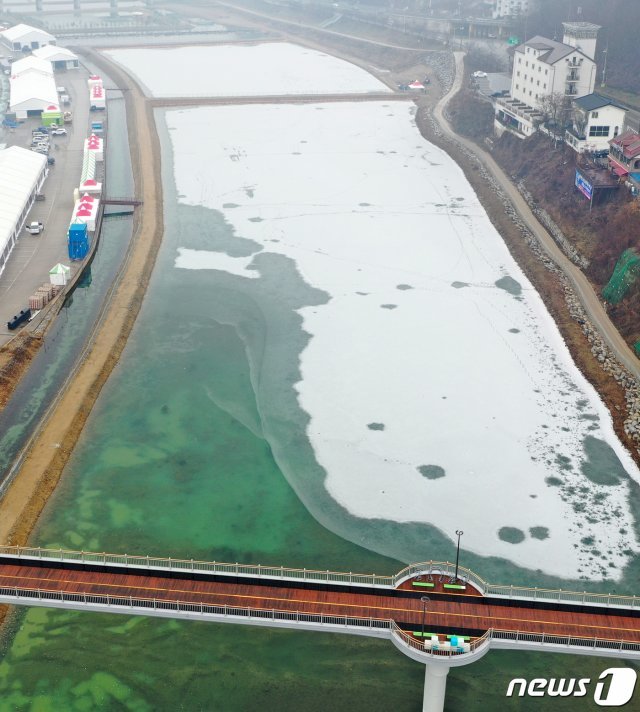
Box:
(539, 92, 572, 128)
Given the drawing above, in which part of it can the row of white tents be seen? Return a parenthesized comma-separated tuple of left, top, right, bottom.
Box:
(2, 24, 78, 119)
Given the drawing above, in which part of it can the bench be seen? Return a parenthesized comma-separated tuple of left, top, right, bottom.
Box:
(412, 581, 435, 588)
(443, 583, 466, 590)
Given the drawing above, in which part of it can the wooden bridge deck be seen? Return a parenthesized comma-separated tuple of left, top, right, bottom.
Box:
(0, 562, 639, 644)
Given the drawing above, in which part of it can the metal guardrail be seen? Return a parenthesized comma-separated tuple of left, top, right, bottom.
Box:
(1, 546, 639, 611)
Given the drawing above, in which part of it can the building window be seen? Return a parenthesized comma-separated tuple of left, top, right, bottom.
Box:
(589, 126, 610, 137)
(543, 83, 547, 89)
(526, 61, 529, 67)
(537, 80, 540, 86)
(545, 69, 548, 75)
(592, 111, 599, 118)
(515, 83, 519, 90)
(517, 71, 520, 77)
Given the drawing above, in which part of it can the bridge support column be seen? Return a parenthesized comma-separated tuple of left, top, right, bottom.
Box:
(422, 663, 450, 712)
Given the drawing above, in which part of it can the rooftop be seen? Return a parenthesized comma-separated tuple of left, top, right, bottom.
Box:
(0, 23, 55, 43)
(516, 36, 582, 65)
(574, 93, 627, 113)
(610, 131, 640, 158)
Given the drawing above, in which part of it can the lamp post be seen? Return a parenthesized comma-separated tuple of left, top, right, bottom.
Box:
(421, 595, 430, 639)
(601, 47, 608, 87)
(454, 530, 464, 582)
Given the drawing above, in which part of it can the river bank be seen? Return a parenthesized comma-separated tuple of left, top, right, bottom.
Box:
(0, 48, 163, 546)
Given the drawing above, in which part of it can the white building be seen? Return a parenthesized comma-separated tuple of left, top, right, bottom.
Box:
(10, 55, 53, 80)
(9, 71, 59, 118)
(0, 146, 48, 277)
(0, 24, 55, 52)
(495, 22, 600, 138)
(493, 0, 538, 19)
(565, 94, 627, 154)
(33, 45, 79, 71)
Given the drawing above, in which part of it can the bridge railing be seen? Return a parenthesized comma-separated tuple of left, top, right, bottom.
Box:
(490, 629, 640, 655)
(395, 561, 640, 610)
(0, 545, 395, 588)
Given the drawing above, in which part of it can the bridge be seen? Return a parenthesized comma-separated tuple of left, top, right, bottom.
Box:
(0, 546, 638, 711)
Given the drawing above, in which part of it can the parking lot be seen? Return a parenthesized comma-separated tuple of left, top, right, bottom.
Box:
(0, 65, 91, 346)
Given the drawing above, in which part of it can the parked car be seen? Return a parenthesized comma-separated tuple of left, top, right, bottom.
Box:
(51, 127, 67, 136)
(472, 71, 488, 78)
(26, 221, 44, 235)
(47, 156, 55, 165)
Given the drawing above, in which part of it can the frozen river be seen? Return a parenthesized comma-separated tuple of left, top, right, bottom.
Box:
(107, 42, 640, 581)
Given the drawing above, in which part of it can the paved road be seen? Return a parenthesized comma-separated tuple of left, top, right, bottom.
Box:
(0, 68, 91, 347)
(188, 1, 432, 52)
(434, 52, 640, 382)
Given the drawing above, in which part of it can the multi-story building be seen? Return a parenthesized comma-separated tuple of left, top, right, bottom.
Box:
(565, 94, 627, 154)
(493, 0, 537, 19)
(495, 22, 600, 138)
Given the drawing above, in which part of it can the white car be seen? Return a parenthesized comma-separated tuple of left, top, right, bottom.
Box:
(51, 127, 67, 136)
(472, 71, 488, 78)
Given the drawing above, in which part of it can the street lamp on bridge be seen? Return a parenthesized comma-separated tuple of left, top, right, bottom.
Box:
(454, 530, 464, 582)
(421, 595, 430, 639)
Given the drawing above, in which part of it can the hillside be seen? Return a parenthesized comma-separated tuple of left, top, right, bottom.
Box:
(492, 132, 640, 348)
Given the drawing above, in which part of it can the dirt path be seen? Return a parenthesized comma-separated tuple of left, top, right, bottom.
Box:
(434, 53, 640, 382)
(0, 52, 164, 545)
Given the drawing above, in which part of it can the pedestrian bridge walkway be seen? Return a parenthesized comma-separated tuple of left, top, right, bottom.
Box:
(0, 545, 638, 666)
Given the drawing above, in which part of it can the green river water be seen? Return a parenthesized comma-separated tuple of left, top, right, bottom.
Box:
(0, 105, 636, 711)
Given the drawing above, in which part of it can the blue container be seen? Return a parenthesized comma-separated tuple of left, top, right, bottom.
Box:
(68, 222, 89, 260)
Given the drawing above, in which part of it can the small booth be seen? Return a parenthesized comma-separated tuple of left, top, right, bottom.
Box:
(79, 178, 102, 196)
(84, 134, 104, 162)
(49, 262, 71, 286)
(71, 193, 100, 232)
(41, 104, 63, 127)
(68, 222, 89, 260)
(90, 83, 105, 110)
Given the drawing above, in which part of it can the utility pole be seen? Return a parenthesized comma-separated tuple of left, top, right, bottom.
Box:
(601, 45, 608, 87)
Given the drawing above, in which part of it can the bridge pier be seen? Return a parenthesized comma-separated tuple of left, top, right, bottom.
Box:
(423, 663, 450, 712)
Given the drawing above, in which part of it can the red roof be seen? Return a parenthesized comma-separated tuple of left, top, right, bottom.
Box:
(46, 105, 59, 111)
(611, 164, 629, 177)
(89, 75, 101, 80)
(82, 179, 98, 186)
(610, 131, 640, 159)
(76, 209, 92, 217)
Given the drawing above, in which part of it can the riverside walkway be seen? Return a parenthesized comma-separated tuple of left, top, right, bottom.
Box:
(0, 546, 638, 711)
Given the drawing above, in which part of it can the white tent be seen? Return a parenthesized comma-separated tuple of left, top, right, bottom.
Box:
(0, 24, 55, 51)
(33, 45, 79, 70)
(0, 146, 47, 276)
(11, 55, 53, 79)
(49, 262, 71, 286)
(10, 71, 59, 118)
